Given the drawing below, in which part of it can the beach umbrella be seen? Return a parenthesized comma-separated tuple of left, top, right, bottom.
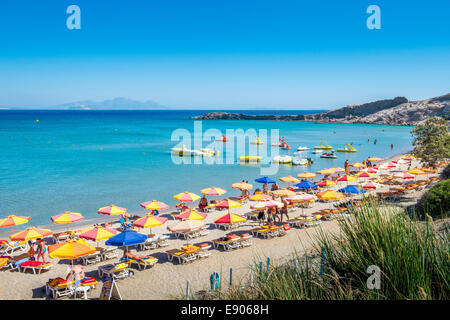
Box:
(286, 193, 316, 202)
(316, 169, 335, 176)
(214, 213, 247, 233)
(201, 187, 227, 196)
(105, 230, 147, 247)
(173, 192, 201, 202)
(271, 189, 296, 197)
(98, 205, 127, 216)
(133, 215, 168, 228)
(393, 172, 415, 180)
(350, 162, 364, 168)
(332, 167, 346, 173)
(79, 226, 118, 242)
(368, 157, 382, 162)
(0, 215, 31, 228)
(338, 185, 366, 194)
(140, 200, 170, 211)
(397, 159, 410, 165)
(356, 171, 375, 179)
(255, 177, 276, 184)
(231, 182, 253, 190)
(337, 175, 358, 185)
(167, 220, 205, 233)
(366, 167, 378, 174)
(402, 155, 418, 161)
(48, 239, 96, 260)
(176, 209, 207, 221)
(295, 180, 318, 190)
(10, 227, 53, 241)
(297, 172, 316, 179)
(51, 211, 84, 224)
(316, 190, 345, 201)
(386, 163, 397, 168)
(279, 176, 300, 184)
(317, 180, 336, 187)
(250, 200, 283, 209)
(362, 181, 378, 190)
(408, 168, 427, 176)
(421, 168, 437, 173)
(215, 199, 242, 211)
(249, 194, 273, 201)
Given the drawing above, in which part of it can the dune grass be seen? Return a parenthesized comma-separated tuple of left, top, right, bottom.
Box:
(206, 201, 450, 300)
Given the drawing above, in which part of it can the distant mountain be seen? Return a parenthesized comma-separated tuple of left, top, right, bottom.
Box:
(53, 97, 166, 110)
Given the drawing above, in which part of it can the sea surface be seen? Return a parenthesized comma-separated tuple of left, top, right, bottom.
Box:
(0, 110, 414, 228)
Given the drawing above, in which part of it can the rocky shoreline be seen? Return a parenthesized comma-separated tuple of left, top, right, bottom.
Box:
(192, 93, 450, 126)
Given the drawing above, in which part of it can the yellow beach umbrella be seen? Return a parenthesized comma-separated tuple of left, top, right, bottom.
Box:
(176, 209, 207, 221)
(408, 168, 427, 175)
(317, 180, 337, 187)
(10, 227, 53, 241)
(0, 215, 31, 228)
(173, 192, 201, 202)
(139, 200, 170, 211)
(337, 175, 358, 182)
(368, 157, 382, 162)
(316, 190, 345, 200)
(215, 199, 242, 210)
(51, 211, 84, 224)
(249, 194, 273, 201)
(350, 162, 364, 168)
(48, 239, 96, 260)
(201, 187, 227, 196)
(297, 172, 316, 179)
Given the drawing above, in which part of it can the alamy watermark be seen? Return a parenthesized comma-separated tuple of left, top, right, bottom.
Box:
(366, 265, 381, 290)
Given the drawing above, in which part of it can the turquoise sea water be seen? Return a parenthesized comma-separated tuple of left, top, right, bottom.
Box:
(0, 110, 413, 227)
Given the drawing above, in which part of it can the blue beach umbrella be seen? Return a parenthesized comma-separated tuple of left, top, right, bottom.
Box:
(105, 229, 147, 247)
(255, 177, 276, 184)
(295, 180, 318, 189)
(338, 185, 366, 194)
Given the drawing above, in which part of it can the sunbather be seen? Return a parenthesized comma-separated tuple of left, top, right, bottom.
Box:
(122, 248, 149, 261)
(66, 264, 86, 285)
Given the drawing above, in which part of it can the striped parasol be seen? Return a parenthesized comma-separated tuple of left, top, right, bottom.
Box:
(0, 215, 31, 228)
(51, 211, 84, 224)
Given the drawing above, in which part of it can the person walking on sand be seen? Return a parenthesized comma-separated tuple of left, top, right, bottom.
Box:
(257, 209, 266, 226)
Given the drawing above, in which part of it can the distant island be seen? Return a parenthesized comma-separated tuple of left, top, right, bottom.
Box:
(52, 97, 166, 110)
(192, 93, 450, 126)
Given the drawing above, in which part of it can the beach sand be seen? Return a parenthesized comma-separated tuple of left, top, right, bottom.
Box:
(0, 153, 439, 300)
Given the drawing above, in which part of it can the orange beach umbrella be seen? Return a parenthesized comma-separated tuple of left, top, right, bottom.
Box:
(98, 205, 127, 216)
(10, 227, 53, 241)
(0, 215, 31, 228)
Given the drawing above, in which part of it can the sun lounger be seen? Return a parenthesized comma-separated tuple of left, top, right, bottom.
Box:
(156, 234, 170, 247)
(138, 236, 158, 251)
(239, 233, 253, 247)
(46, 278, 75, 299)
(267, 226, 280, 237)
(198, 227, 210, 237)
(19, 260, 54, 274)
(288, 218, 306, 228)
(100, 247, 119, 261)
(78, 250, 102, 265)
(127, 256, 158, 270)
(250, 228, 271, 239)
(53, 232, 71, 243)
(0, 240, 28, 255)
(196, 243, 212, 258)
(165, 248, 198, 264)
(244, 211, 259, 221)
(304, 216, 322, 227)
(211, 236, 241, 250)
(98, 262, 134, 280)
(277, 224, 291, 236)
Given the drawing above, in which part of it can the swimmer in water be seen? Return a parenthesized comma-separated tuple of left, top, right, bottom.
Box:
(374, 139, 377, 145)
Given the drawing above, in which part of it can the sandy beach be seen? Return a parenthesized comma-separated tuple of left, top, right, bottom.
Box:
(0, 152, 439, 300)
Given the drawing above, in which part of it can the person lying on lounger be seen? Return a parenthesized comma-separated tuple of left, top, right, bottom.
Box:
(122, 248, 150, 261)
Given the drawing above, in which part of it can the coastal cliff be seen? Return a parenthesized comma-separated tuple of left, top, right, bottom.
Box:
(192, 93, 450, 126)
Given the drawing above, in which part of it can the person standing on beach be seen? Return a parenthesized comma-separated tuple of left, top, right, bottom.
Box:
(36, 239, 48, 263)
(344, 160, 349, 174)
(262, 183, 269, 194)
(257, 209, 266, 226)
(280, 198, 289, 222)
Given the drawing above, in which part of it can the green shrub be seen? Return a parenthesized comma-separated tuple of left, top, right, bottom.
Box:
(417, 179, 450, 219)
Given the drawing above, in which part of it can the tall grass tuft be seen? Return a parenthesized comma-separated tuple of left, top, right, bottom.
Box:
(212, 201, 450, 300)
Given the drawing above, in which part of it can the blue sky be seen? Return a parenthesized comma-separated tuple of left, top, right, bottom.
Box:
(0, 0, 449, 109)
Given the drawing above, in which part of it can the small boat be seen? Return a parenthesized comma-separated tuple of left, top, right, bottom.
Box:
(311, 150, 323, 154)
(337, 144, 357, 153)
(320, 152, 337, 159)
(292, 157, 310, 166)
(314, 141, 333, 150)
(240, 156, 261, 162)
(200, 148, 220, 156)
(250, 137, 264, 145)
(273, 155, 293, 164)
(297, 146, 309, 151)
(171, 146, 199, 157)
(215, 135, 228, 142)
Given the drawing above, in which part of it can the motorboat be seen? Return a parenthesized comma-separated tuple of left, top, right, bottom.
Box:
(240, 156, 262, 162)
(273, 155, 293, 164)
(296, 146, 309, 151)
(320, 152, 337, 159)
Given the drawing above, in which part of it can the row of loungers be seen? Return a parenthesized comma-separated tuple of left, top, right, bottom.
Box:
(211, 233, 253, 251)
(166, 243, 212, 264)
(251, 224, 291, 238)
